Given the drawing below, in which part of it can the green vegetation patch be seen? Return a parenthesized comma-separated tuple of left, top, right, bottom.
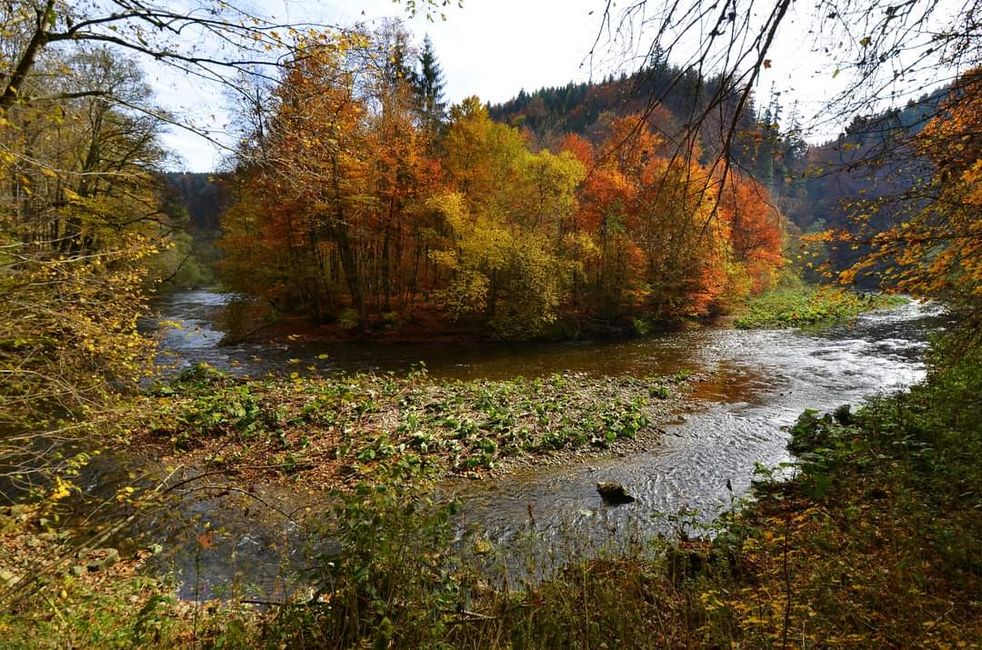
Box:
(130, 364, 689, 485)
(734, 281, 908, 329)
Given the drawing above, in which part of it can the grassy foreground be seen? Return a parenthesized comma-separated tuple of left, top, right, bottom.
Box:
(2, 347, 980, 648)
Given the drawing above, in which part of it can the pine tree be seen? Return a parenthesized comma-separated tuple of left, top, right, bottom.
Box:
(412, 35, 447, 134)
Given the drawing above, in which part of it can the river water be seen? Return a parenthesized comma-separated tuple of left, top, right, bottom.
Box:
(145, 290, 945, 597)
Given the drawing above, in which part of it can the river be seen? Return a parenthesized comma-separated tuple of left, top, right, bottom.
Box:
(144, 290, 945, 598)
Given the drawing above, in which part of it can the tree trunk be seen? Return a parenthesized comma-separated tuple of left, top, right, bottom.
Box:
(333, 221, 367, 333)
(329, 153, 367, 333)
(381, 217, 392, 312)
(0, 0, 54, 112)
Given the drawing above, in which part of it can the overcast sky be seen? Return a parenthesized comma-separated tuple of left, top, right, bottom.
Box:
(151, 0, 958, 172)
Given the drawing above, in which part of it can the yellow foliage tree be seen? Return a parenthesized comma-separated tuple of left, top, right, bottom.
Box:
(0, 48, 166, 495)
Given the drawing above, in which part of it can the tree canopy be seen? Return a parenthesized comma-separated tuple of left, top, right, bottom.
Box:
(219, 25, 788, 339)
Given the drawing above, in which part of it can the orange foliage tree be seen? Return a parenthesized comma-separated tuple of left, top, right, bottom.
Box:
(222, 26, 441, 331)
(718, 173, 786, 294)
(565, 115, 785, 320)
(222, 36, 787, 338)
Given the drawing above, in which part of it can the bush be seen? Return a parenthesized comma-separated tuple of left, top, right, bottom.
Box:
(266, 480, 472, 648)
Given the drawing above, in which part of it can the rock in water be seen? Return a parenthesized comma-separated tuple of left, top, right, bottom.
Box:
(597, 481, 636, 505)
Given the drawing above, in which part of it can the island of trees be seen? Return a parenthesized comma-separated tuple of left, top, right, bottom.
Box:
(219, 27, 785, 340)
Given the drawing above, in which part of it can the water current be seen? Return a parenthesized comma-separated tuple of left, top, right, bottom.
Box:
(144, 291, 945, 598)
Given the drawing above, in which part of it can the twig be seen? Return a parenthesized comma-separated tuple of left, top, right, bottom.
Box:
(448, 610, 497, 625)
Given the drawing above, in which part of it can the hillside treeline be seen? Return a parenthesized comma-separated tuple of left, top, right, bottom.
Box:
(489, 65, 955, 286)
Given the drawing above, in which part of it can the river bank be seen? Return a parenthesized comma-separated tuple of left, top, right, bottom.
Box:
(127, 292, 943, 596)
(203, 280, 904, 348)
(734, 281, 909, 329)
(0, 293, 953, 646)
(4, 342, 977, 648)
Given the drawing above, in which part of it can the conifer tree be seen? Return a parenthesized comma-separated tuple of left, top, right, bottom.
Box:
(412, 35, 447, 133)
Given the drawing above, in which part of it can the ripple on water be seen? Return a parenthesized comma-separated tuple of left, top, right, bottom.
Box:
(146, 292, 947, 592)
(448, 301, 943, 578)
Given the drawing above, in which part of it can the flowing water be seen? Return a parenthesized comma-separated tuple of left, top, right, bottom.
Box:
(144, 291, 945, 597)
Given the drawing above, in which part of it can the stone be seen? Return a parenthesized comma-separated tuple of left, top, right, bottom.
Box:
(0, 568, 21, 587)
(83, 548, 120, 572)
(596, 481, 636, 506)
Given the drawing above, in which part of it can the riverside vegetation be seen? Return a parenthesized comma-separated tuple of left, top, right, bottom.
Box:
(733, 277, 909, 329)
(128, 364, 694, 485)
(3, 1, 981, 647)
(2, 341, 978, 648)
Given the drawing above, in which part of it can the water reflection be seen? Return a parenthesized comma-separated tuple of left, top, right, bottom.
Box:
(144, 292, 944, 596)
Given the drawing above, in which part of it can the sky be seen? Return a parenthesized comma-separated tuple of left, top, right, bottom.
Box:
(149, 0, 960, 172)
(155, 0, 610, 171)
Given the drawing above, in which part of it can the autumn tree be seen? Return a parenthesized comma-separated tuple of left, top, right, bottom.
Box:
(221, 25, 443, 332)
(843, 69, 982, 341)
(430, 98, 586, 337)
(568, 114, 784, 320)
(718, 172, 786, 294)
(0, 47, 171, 496)
(572, 136, 644, 316)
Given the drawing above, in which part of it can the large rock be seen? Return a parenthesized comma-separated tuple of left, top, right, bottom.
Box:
(597, 481, 636, 506)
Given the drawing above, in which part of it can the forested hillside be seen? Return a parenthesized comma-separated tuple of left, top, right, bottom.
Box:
(489, 63, 808, 221)
(490, 68, 951, 287)
(164, 173, 227, 235)
(219, 31, 786, 339)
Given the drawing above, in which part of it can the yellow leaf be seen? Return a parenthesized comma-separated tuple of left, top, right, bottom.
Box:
(49, 477, 72, 501)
